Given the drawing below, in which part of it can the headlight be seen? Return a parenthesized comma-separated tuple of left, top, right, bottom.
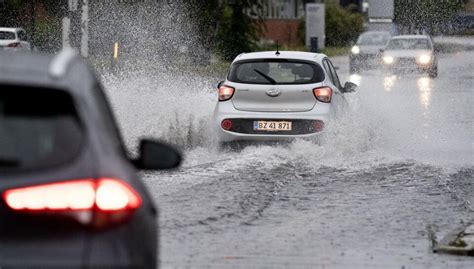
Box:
(382, 56, 394, 64)
(417, 54, 432, 65)
(351, 45, 360, 54)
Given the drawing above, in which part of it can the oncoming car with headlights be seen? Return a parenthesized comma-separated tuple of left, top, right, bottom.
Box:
(381, 35, 438, 78)
(349, 31, 391, 73)
(213, 51, 357, 147)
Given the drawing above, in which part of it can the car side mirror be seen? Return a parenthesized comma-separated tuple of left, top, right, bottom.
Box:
(343, 81, 357, 93)
(379, 48, 384, 53)
(133, 139, 181, 170)
(216, 80, 224, 89)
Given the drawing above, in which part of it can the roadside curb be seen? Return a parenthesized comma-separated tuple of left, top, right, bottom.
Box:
(435, 224, 474, 256)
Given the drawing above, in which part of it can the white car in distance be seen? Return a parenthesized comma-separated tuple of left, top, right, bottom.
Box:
(0, 27, 31, 52)
(381, 35, 438, 78)
(213, 51, 357, 147)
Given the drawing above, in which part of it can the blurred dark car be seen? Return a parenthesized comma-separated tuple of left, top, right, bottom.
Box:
(349, 31, 391, 73)
(0, 50, 181, 268)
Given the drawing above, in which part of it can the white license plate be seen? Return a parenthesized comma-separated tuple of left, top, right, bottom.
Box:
(253, 121, 292, 131)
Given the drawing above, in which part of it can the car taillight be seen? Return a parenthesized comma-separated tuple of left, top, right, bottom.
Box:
(221, 119, 233, 131)
(7, 42, 21, 48)
(218, 85, 235, 101)
(313, 87, 332, 103)
(2, 178, 141, 228)
(313, 120, 325, 132)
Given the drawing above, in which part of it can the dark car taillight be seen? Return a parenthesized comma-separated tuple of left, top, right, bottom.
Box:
(2, 178, 142, 228)
(313, 87, 332, 103)
(313, 120, 325, 132)
(7, 42, 21, 48)
(218, 85, 235, 101)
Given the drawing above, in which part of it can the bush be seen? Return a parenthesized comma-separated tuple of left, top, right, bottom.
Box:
(325, 2, 364, 47)
(215, 1, 263, 61)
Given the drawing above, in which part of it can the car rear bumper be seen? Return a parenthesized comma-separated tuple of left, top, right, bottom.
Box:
(0, 209, 157, 268)
(217, 130, 325, 143)
(1, 235, 155, 269)
(214, 101, 331, 143)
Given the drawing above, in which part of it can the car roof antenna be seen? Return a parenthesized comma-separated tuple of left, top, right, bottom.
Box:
(276, 40, 280, 56)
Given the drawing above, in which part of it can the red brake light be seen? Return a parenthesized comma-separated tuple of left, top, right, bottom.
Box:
(95, 178, 141, 211)
(7, 42, 21, 48)
(2, 178, 142, 227)
(313, 87, 332, 103)
(221, 119, 233, 131)
(218, 85, 235, 101)
(4, 180, 96, 211)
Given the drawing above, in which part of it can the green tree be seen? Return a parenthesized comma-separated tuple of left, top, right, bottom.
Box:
(325, 1, 364, 47)
(179, 0, 263, 62)
(395, 0, 464, 34)
(0, 0, 65, 52)
(184, 0, 221, 62)
(215, 0, 263, 61)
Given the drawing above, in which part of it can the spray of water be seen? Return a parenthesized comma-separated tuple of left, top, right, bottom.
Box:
(94, 2, 472, 176)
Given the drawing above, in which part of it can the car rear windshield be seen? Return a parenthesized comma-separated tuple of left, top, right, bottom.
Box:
(228, 59, 325, 85)
(0, 86, 83, 172)
(386, 38, 431, 50)
(0, 31, 16, 40)
(358, 32, 390, 45)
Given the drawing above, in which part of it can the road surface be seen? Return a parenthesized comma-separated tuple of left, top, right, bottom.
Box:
(104, 48, 474, 268)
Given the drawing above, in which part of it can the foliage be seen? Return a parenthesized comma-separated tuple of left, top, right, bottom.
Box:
(0, 0, 65, 52)
(186, 0, 219, 47)
(183, 0, 220, 63)
(395, 0, 464, 34)
(321, 46, 350, 57)
(214, 0, 263, 61)
(325, 1, 364, 47)
(180, 0, 263, 61)
(0, 0, 23, 27)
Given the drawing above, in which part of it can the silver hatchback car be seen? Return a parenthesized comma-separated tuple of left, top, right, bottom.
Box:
(213, 51, 357, 145)
(381, 35, 438, 78)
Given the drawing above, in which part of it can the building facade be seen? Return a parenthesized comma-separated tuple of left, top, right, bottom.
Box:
(256, 0, 341, 47)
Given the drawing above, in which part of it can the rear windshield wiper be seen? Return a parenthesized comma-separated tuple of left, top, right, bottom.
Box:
(254, 69, 276, 84)
(0, 158, 20, 167)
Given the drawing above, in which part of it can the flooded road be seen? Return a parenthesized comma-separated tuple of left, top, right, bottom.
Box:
(104, 49, 473, 268)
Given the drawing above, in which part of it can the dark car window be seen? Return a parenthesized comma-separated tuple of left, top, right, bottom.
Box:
(322, 60, 334, 84)
(386, 38, 432, 50)
(327, 60, 342, 89)
(17, 30, 27, 41)
(323, 59, 341, 89)
(91, 82, 128, 157)
(0, 31, 15, 40)
(228, 59, 325, 85)
(357, 32, 390, 45)
(0, 86, 83, 172)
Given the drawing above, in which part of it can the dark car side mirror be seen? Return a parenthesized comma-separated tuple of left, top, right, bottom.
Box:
(216, 80, 224, 89)
(343, 81, 357, 93)
(379, 48, 384, 53)
(133, 139, 181, 170)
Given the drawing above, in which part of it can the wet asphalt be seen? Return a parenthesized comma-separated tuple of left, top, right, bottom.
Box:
(105, 48, 474, 268)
